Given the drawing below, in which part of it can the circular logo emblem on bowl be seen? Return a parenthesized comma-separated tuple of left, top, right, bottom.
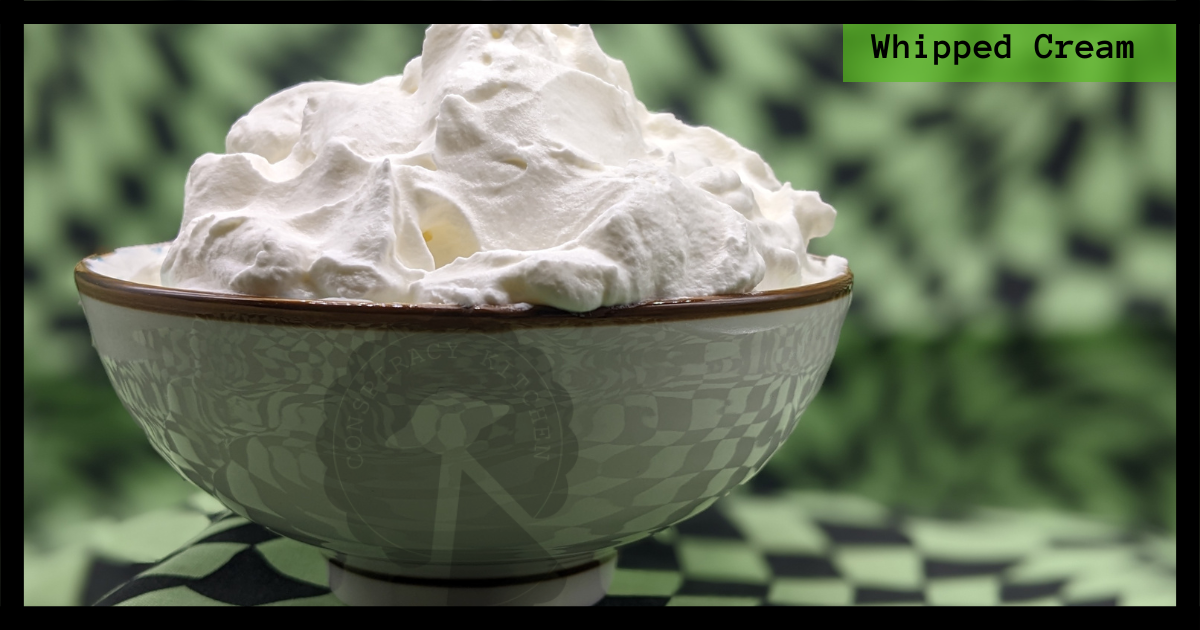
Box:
(319, 330, 578, 570)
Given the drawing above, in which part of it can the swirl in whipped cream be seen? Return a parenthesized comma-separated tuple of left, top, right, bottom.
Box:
(161, 24, 846, 311)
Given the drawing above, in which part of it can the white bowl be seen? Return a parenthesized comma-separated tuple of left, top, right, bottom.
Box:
(76, 243, 853, 605)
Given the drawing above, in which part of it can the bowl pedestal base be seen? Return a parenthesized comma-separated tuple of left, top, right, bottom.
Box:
(327, 553, 617, 606)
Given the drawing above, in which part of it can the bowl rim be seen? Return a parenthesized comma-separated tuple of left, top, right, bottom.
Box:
(75, 250, 852, 330)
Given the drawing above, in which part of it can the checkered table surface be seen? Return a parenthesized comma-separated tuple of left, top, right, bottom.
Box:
(26, 489, 1172, 606)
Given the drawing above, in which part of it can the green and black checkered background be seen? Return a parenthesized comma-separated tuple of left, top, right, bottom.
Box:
(24, 25, 1175, 605)
(32, 490, 1176, 606)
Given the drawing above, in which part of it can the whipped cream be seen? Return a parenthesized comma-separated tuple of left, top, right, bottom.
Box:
(161, 24, 847, 312)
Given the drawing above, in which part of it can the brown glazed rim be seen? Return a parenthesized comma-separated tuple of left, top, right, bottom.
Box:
(75, 253, 852, 331)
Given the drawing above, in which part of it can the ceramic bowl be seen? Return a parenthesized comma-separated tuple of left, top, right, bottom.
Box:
(76, 243, 853, 606)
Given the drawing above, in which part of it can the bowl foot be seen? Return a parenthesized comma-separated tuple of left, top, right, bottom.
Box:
(328, 553, 617, 606)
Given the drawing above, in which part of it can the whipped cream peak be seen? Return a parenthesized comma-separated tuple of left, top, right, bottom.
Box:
(162, 24, 846, 311)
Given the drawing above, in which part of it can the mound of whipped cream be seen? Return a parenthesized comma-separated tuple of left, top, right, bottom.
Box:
(161, 24, 847, 312)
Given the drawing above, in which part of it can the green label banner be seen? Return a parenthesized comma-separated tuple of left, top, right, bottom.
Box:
(843, 24, 1175, 82)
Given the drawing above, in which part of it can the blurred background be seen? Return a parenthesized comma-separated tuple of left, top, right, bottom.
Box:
(24, 24, 1175, 564)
